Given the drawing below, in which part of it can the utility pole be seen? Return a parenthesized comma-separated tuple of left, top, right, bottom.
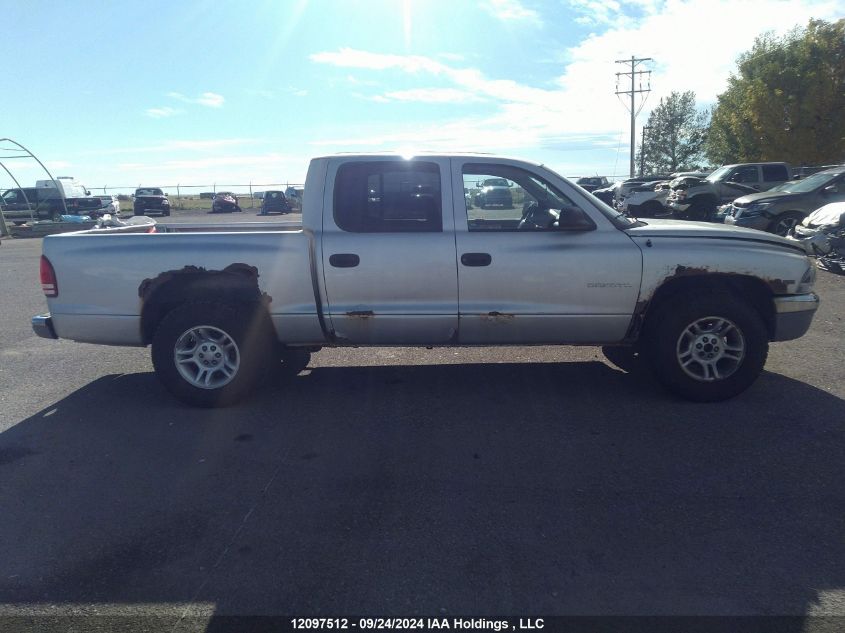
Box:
(639, 125, 650, 177)
(615, 55, 652, 178)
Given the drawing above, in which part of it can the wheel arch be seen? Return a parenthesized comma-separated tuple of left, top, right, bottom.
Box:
(139, 263, 274, 345)
(633, 273, 776, 342)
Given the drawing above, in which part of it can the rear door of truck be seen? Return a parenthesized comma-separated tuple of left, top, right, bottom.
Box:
(320, 157, 459, 344)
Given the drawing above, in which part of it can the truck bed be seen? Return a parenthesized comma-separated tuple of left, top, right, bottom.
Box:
(42, 222, 321, 346)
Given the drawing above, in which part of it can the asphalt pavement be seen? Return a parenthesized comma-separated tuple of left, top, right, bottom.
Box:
(1, 218, 844, 630)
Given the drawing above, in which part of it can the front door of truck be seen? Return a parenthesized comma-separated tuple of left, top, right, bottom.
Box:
(321, 158, 459, 344)
(452, 159, 642, 344)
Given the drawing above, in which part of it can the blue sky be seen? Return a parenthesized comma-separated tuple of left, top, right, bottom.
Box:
(1, 0, 841, 193)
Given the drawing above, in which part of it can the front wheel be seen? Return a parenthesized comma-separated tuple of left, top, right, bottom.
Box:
(768, 212, 804, 237)
(644, 291, 769, 402)
(151, 302, 273, 407)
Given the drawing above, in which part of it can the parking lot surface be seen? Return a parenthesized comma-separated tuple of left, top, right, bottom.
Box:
(1, 221, 844, 627)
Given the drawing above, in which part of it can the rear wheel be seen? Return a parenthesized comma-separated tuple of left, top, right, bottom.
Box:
(644, 291, 769, 401)
(768, 212, 804, 237)
(151, 302, 273, 407)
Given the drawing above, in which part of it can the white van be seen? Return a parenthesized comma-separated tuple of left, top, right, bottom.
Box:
(35, 177, 91, 199)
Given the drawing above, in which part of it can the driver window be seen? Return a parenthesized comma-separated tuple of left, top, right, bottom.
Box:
(463, 163, 592, 232)
(730, 166, 758, 184)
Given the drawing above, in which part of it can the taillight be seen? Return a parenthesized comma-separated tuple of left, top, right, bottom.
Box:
(40, 255, 58, 297)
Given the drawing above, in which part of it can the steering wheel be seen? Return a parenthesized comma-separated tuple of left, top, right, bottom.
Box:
(518, 201, 559, 230)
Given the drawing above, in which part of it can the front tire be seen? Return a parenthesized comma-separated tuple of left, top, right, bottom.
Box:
(151, 302, 273, 407)
(768, 212, 804, 237)
(644, 291, 769, 402)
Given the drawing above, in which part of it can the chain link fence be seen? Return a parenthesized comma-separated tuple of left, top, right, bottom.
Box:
(88, 182, 305, 211)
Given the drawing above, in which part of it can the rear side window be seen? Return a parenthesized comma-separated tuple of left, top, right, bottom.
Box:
(334, 161, 442, 232)
(763, 164, 789, 182)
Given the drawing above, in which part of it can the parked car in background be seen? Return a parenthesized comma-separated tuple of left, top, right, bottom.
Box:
(614, 175, 674, 207)
(1, 179, 101, 223)
(134, 187, 171, 216)
(620, 180, 673, 217)
(472, 177, 513, 208)
(285, 186, 304, 210)
(591, 181, 620, 206)
(619, 172, 713, 218)
(211, 191, 241, 213)
(667, 162, 791, 221)
(98, 194, 120, 216)
(725, 166, 845, 236)
(794, 165, 840, 180)
(576, 176, 610, 192)
(259, 190, 292, 215)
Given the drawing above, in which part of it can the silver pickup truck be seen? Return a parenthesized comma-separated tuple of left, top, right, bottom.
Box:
(32, 154, 819, 406)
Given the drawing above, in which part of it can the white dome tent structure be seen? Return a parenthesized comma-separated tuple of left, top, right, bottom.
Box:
(0, 138, 69, 236)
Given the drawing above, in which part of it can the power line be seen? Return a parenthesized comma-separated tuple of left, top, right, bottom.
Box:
(615, 55, 653, 178)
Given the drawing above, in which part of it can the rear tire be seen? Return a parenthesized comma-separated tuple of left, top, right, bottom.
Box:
(151, 302, 273, 407)
(644, 291, 769, 402)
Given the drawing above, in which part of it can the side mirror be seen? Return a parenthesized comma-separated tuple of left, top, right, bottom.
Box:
(822, 185, 837, 196)
(554, 207, 596, 231)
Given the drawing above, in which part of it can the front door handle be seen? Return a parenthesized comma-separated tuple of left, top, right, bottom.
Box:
(329, 253, 360, 268)
(461, 252, 492, 267)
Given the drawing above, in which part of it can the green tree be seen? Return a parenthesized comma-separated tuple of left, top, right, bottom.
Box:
(636, 91, 709, 175)
(706, 18, 845, 166)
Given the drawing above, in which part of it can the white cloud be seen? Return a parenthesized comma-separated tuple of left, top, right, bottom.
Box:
(167, 91, 225, 108)
(376, 88, 486, 104)
(145, 106, 181, 119)
(566, 0, 622, 25)
(310, 48, 442, 73)
(480, 0, 542, 25)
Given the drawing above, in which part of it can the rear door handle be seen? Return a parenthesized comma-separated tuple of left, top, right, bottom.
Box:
(461, 252, 492, 267)
(329, 253, 360, 268)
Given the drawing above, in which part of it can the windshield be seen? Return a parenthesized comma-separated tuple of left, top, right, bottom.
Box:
(778, 171, 843, 193)
(136, 188, 163, 196)
(706, 166, 733, 182)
